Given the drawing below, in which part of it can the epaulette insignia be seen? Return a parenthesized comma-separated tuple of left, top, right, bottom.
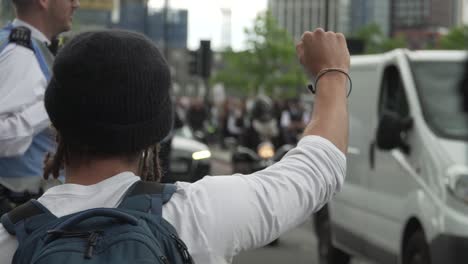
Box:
(9, 26, 33, 50)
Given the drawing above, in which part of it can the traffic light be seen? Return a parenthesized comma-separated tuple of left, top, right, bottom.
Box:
(199, 40, 212, 78)
(187, 40, 212, 78)
(188, 50, 199, 76)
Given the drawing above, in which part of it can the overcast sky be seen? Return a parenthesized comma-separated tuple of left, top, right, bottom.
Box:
(148, 0, 468, 50)
(148, 0, 268, 50)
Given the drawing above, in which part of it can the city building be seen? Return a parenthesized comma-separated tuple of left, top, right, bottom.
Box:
(115, 0, 190, 94)
(117, 0, 148, 33)
(391, 0, 459, 48)
(457, 0, 468, 25)
(220, 8, 232, 49)
(74, 9, 112, 30)
(116, 0, 187, 49)
(74, 0, 115, 30)
(146, 9, 188, 49)
(268, 0, 350, 40)
(350, 0, 390, 36)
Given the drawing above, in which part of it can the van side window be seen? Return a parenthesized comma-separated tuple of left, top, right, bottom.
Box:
(378, 66, 409, 118)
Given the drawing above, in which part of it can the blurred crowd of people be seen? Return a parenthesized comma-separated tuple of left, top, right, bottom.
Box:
(174, 95, 313, 150)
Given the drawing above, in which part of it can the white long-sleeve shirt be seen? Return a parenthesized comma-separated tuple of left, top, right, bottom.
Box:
(0, 136, 346, 264)
(0, 19, 51, 157)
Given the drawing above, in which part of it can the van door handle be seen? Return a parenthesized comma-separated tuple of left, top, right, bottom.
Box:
(369, 141, 375, 170)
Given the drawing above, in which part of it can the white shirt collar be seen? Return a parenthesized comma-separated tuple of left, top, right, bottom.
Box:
(43, 172, 141, 196)
(12, 18, 51, 45)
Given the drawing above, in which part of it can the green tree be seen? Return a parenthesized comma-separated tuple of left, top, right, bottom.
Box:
(439, 26, 468, 50)
(213, 12, 307, 97)
(354, 23, 406, 54)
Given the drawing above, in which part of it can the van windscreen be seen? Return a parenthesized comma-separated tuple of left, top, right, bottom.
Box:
(412, 61, 468, 140)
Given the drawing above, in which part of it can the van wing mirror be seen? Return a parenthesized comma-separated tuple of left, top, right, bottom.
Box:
(376, 111, 413, 154)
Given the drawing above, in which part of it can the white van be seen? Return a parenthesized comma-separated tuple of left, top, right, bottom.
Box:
(314, 49, 468, 264)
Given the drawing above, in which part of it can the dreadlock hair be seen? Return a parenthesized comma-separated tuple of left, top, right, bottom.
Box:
(138, 144, 162, 182)
(43, 134, 163, 183)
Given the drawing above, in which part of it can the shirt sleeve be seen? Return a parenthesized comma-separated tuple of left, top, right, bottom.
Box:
(164, 136, 346, 261)
(0, 225, 17, 264)
(0, 44, 50, 157)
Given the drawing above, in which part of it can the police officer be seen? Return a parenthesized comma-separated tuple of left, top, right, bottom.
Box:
(281, 98, 307, 145)
(0, 0, 80, 214)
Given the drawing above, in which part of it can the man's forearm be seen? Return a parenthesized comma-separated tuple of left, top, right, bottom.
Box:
(303, 73, 349, 154)
(295, 28, 350, 153)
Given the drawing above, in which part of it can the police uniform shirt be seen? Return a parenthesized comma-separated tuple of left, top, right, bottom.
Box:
(0, 19, 54, 192)
(0, 19, 51, 157)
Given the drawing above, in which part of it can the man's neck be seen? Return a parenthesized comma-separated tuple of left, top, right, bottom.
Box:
(16, 14, 54, 40)
(65, 160, 139, 186)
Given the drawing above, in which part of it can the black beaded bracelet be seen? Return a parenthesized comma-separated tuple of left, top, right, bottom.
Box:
(307, 68, 352, 97)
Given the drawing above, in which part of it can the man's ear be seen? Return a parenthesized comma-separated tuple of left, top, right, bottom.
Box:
(37, 0, 50, 10)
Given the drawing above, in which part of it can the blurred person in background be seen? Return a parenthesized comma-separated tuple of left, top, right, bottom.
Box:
(0, 0, 79, 214)
(242, 96, 282, 150)
(226, 98, 246, 142)
(273, 99, 286, 126)
(273, 99, 287, 146)
(186, 97, 208, 136)
(175, 96, 189, 124)
(218, 99, 230, 149)
(281, 99, 307, 145)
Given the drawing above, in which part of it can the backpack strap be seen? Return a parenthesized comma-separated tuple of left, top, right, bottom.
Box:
(118, 181, 177, 216)
(0, 23, 14, 55)
(1, 200, 55, 242)
(30, 38, 51, 80)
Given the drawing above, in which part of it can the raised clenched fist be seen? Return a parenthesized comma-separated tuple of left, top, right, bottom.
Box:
(296, 28, 350, 78)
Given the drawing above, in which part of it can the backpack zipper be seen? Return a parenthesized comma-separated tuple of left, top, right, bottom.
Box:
(85, 232, 100, 259)
(170, 234, 193, 264)
(159, 256, 170, 264)
(47, 230, 102, 259)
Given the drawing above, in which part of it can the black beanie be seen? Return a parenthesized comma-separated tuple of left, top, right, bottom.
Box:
(45, 30, 173, 154)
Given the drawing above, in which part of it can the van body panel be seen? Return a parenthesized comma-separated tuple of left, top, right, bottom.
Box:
(438, 139, 468, 165)
(329, 49, 468, 263)
(331, 54, 383, 254)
